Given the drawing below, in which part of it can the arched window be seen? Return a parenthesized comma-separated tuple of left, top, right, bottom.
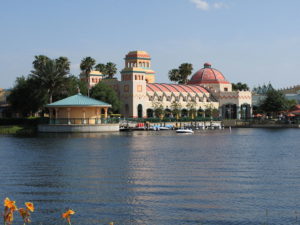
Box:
(137, 104, 143, 118)
(147, 109, 154, 118)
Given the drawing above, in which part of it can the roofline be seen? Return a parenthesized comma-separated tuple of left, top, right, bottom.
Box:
(47, 105, 111, 108)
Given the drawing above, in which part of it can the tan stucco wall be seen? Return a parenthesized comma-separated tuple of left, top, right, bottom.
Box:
(50, 107, 108, 124)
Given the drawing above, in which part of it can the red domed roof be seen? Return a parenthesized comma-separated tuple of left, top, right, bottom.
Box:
(188, 63, 230, 84)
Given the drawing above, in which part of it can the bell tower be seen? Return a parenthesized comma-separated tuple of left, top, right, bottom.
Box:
(120, 51, 154, 118)
(123, 50, 155, 83)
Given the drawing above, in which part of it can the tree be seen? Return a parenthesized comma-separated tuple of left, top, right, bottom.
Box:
(260, 89, 289, 116)
(8, 76, 47, 116)
(285, 99, 297, 111)
(178, 63, 193, 84)
(171, 101, 182, 119)
(30, 55, 71, 103)
(232, 82, 250, 91)
(152, 101, 164, 118)
(80, 57, 96, 75)
(168, 69, 180, 83)
(186, 100, 197, 119)
(54, 75, 88, 100)
(168, 63, 193, 84)
(106, 62, 117, 79)
(95, 63, 107, 75)
(90, 82, 121, 113)
(204, 103, 219, 119)
(80, 57, 96, 96)
(95, 62, 117, 79)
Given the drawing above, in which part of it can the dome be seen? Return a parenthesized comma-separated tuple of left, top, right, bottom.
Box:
(188, 63, 230, 84)
(125, 50, 151, 59)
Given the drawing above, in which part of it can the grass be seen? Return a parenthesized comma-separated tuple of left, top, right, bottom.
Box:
(0, 125, 36, 135)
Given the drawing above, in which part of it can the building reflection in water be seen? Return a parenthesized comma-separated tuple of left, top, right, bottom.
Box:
(1, 129, 300, 224)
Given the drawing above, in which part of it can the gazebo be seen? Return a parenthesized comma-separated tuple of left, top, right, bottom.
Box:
(38, 93, 119, 132)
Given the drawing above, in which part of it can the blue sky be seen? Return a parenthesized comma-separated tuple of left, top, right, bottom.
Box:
(1, 0, 300, 89)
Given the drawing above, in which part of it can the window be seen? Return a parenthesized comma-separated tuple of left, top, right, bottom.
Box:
(224, 87, 228, 92)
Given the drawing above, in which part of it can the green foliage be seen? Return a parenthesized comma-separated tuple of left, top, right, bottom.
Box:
(106, 62, 117, 79)
(0, 125, 23, 134)
(170, 101, 182, 118)
(179, 63, 193, 84)
(186, 100, 197, 118)
(168, 63, 193, 84)
(152, 101, 164, 118)
(95, 62, 118, 79)
(232, 82, 250, 91)
(259, 89, 293, 115)
(168, 69, 180, 83)
(30, 55, 71, 103)
(8, 76, 48, 116)
(90, 82, 121, 113)
(55, 75, 88, 99)
(80, 57, 96, 75)
(204, 103, 219, 118)
(95, 63, 107, 75)
(285, 99, 297, 111)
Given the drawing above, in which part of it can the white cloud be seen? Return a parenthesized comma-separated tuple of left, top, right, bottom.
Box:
(190, 0, 227, 11)
(213, 2, 226, 9)
(190, 0, 209, 11)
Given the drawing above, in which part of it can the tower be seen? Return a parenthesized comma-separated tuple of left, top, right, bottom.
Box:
(124, 50, 156, 83)
(120, 51, 154, 118)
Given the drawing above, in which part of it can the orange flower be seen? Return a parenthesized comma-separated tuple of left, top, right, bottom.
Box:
(25, 202, 34, 212)
(62, 209, 75, 225)
(4, 198, 17, 211)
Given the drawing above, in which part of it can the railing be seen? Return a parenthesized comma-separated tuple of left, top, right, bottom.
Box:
(49, 118, 120, 125)
(123, 117, 221, 123)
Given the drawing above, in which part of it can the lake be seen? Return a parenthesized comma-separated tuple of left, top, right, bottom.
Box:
(0, 128, 300, 225)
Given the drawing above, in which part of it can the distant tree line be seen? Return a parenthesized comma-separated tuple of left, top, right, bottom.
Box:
(8, 55, 120, 117)
(254, 88, 297, 117)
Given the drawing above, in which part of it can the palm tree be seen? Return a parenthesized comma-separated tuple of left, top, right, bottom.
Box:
(95, 63, 107, 76)
(80, 57, 96, 96)
(30, 55, 70, 103)
(168, 69, 180, 83)
(105, 62, 117, 79)
(178, 63, 193, 84)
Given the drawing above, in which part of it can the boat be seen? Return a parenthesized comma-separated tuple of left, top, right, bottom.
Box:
(176, 128, 194, 134)
(159, 126, 171, 130)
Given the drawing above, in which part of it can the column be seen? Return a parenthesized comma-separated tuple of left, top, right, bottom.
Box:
(237, 106, 241, 120)
(219, 107, 223, 119)
(104, 107, 108, 119)
(55, 108, 58, 124)
(67, 108, 71, 125)
(83, 108, 86, 124)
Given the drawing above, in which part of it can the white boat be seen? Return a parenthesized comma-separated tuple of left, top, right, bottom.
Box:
(159, 126, 171, 130)
(176, 129, 194, 134)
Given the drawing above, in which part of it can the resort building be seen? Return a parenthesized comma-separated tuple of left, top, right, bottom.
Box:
(102, 50, 252, 119)
(80, 70, 105, 88)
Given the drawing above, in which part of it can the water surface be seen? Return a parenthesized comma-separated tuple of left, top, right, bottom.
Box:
(0, 128, 300, 225)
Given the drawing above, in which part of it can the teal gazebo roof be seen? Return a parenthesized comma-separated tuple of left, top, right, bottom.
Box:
(47, 93, 111, 107)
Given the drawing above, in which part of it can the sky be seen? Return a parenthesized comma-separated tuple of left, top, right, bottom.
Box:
(1, 0, 300, 89)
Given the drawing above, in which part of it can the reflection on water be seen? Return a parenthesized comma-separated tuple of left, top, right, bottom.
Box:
(0, 129, 300, 225)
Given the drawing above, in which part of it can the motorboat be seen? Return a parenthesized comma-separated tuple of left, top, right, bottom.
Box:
(176, 128, 194, 134)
